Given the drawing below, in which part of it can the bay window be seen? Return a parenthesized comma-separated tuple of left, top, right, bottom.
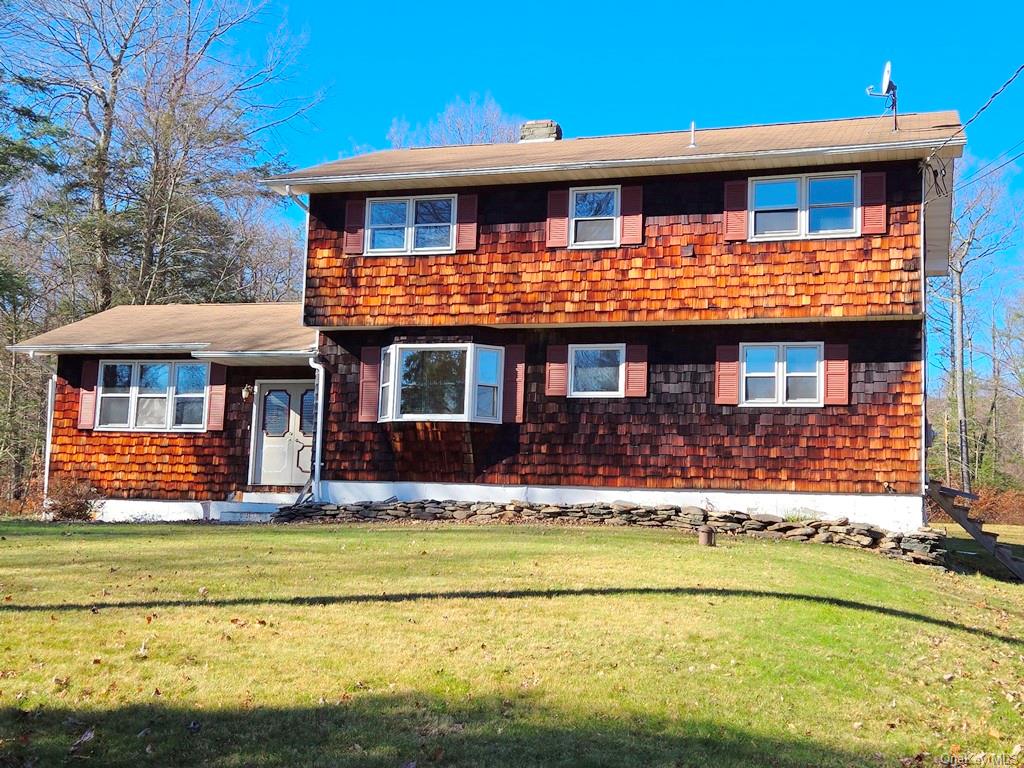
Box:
(749, 172, 859, 240)
(740, 343, 823, 407)
(366, 195, 456, 254)
(378, 343, 503, 423)
(96, 361, 209, 430)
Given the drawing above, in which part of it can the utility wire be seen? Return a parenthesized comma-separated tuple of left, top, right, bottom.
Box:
(925, 62, 1024, 165)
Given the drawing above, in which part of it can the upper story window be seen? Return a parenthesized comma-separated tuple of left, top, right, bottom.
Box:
(366, 195, 456, 254)
(96, 360, 209, 431)
(568, 344, 625, 398)
(378, 343, 503, 423)
(749, 172, 859, 240)
(570, 186, 619, 248)
(740, 343, 822, 407)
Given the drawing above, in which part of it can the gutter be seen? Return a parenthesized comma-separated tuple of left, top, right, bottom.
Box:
(261, 137, 968, 192)
(189, 350, 314, 359)
(8, 343, 209, 355)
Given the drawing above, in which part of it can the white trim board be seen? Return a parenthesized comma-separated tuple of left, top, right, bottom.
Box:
(318, 481, 926, 533)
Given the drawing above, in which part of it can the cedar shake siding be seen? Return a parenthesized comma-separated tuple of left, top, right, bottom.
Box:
(49, 356, 312, 500)
(304, 161, 922, 328)
(318, 320, 923, 496)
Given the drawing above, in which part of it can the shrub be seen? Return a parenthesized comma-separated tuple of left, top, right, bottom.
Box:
(45, 477, 98, 522)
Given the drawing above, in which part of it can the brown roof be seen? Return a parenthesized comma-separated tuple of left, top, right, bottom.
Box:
(10, 303, 313, 354)
(266, 111, 964, 192)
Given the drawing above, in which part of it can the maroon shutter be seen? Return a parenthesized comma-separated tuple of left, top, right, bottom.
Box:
(206, 364, 227, 431)
(715, 345, 740, 405)
(545, 345, 568, 396)
(502, 344, 526, 423)
(78, 359, 98, 430)
(546, 190, 569, 248)
(358, 347, 381, 422)
(343, 198, 366, 255)
(861, 172, 887, 235)
(455, 193, 478, 251)
(823, 344, 850, 405)
(620, 185, 644, 245)
(624, 344, 648, 397)
(723, 180, 748, 241)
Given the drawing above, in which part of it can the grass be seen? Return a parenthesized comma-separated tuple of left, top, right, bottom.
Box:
(936, 523, 1024, 581)
(0, 521, 1022, 767)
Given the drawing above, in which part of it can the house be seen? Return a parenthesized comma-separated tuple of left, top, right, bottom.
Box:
(12, 111, 965, 530)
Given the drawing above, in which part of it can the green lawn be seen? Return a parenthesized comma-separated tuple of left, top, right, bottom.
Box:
(0, 521, 1021, 767)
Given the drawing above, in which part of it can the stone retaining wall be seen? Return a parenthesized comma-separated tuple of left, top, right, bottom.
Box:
(272, 499, 947, 567)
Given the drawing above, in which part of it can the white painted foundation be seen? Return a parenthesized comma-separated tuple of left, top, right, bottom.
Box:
(318, 480, 926, 532)
(93, 492, 298, 523)
(95, 499, 205, 523)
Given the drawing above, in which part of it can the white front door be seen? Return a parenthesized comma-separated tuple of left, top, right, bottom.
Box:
(253, 381, 315, 486)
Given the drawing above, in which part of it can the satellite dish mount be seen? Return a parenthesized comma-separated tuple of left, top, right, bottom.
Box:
(866, 61, 898, 131)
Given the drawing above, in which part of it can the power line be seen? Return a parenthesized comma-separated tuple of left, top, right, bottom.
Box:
(956, 148, 1024, 192)
(956, 135, 1024, 186)
(925, 62, 1024, 165)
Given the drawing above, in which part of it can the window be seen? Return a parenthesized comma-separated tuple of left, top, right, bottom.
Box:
(749, 172, 859, 240)
(96, 361, 209, 430)
(569, 186, 619, 247)
(568, 344, 625, 398)
(378, 343, 503, 423)
(366, 195, 456, 254)
(740, 343, 823, 407)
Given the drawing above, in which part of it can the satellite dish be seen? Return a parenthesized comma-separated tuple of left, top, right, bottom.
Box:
(866, 61, 899, 130)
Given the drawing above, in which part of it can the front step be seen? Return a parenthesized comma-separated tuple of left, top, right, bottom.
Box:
(928, 481, 1024, 582)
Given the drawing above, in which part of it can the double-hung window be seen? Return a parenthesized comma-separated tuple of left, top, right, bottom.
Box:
(740, 343, 823, 407)
(569, 186, 619, 247)
(378, 343, 503, 423)
(749, 172, 859, 240)
(366, 195, 456, 254)
(568, 344, 625, 398)
(96, 361, 209, 430)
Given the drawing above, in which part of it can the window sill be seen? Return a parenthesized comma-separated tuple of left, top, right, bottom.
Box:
(737, 402, 824, 409)
(364, 247, 456, 257)
(378, 416, 502, 425)
(93, 426, 208, 433)
(747, 231, 861, 243)
(567, 242, 620, 250)
(567, 392, 626, 399)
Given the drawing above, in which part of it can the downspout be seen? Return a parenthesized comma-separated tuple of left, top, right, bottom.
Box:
(285, 184, 309, 213)
(29, 351, 58, 501)
(307, 343, 326, 503)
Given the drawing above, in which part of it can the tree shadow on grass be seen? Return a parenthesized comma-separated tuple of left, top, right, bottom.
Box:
(1, 586, 1020, 647)
(2, 693, 885, 768)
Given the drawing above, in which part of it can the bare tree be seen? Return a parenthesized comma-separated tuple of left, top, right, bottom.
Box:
(388, 93, 520, 148)
(929, 174, 1022, 492)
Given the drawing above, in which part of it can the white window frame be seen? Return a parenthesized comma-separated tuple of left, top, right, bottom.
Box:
(569, 185, 621, 249)
(378, 343, 504, 424)
(95, 360, 210, 432)
(748, 171, 860, 241)
(567, 343, 626, 398)
(739, 342, 824, 408)
(365, 194, 458, 255)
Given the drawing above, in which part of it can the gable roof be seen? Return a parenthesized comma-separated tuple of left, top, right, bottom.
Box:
(265, 111, 964, 193)
(10, 303, 314, 362)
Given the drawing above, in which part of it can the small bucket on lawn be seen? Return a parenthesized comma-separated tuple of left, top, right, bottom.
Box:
(698, 525, 716, 547)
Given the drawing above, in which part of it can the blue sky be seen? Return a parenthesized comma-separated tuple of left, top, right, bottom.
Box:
(250, 0, 1024, 184)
